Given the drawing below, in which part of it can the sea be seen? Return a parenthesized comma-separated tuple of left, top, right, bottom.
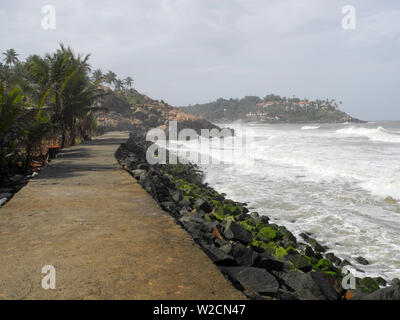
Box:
(171, 121, 400, 281)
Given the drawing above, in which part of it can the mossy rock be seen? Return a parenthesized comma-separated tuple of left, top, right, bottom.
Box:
(274, 247, 288, 260)
(357, 277, 380, 293)
(239, 220, 257, 233)
(250, 240, 268, 251)
(314, 258, 334, 272)
(257, 227, 277, 242)
(323, 271, 338, 277)
(286, 246, 298, 254)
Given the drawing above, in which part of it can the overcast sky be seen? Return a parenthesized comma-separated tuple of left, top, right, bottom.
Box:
(1, 0, 399, 120)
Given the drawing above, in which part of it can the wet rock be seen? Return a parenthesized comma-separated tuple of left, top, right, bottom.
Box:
(219, 266, 279, 295)
(218, 242, 233, 255)
(171, 190, 182, 203)
(390, 278, 400, 286)
(299, 233, 326, 253)
(223, 220, 253, 245)
(285, 254, 312, 273)
(374, 277, 387, 287)
(356, 256, 369, 265)
(202, 245, 235, 266)
(357, 277, 379, 293)
(325, 253, 342, 266)
(230, 243, 258, 266)
(310, 271, 342, 300)
(277, 226, 297, 244)
(254, 251, 284, 272)
(359, 285, 400, 300)
(178, 197, 192, 209)
(160, 201, 179, 212)
(250, 212, 259, 219)
(273, 270, 337, 300)
(195, 198, 213, 213)
(339, 259, 352, 268)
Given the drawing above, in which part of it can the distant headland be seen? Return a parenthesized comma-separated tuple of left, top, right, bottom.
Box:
(181, 94, 364, 123)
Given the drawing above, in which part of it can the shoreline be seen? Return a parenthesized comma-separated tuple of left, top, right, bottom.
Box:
(115, 130, 399, 300)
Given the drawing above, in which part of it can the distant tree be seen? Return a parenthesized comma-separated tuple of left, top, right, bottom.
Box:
(124, 76, 133, 89)
(104, 71, 117, 87)
(92, 69, 103, 82)
(2, 49, 19, 66)
(114, 79, 124, 91)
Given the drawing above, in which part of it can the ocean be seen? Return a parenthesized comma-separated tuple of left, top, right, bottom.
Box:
(172, 121, 400, 281)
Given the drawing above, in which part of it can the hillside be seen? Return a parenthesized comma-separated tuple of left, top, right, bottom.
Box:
(96, 87, 220, 135)
(182, 95, 364, 123)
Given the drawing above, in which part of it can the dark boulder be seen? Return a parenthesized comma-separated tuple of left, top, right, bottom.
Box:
(310, 271, 342, 300)
(230, 243, 258, 266)
(325, 253, 342, 266)
(285, 254, 312, 273)
(178, 197, 192, 209)
(223, 221, 253, 245)
(272, 270, 338, 300)
(299, 233, 326, 253)
(171, 190, 182, 203)
(358, 285, 400, 300)
(202, 245, 236, 266)
(254, 251, 284, 272)
(356, 256, 369, 265)
(219, 266, 279, 295)
(195, 198, 213, 213)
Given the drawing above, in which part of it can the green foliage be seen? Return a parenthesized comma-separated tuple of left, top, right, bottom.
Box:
(0, 84, 26, 171)
(182, 94, 358, 123)
(0, 45, 122, 178)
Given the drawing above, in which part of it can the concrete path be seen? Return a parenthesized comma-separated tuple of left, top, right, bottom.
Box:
(0, 132, 244, 300)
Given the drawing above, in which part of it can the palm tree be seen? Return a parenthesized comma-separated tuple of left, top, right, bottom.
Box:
(27, 44, 100, 147)
(2, 49, 19, 66)
(92, 69, 103, 82)
(0, 83, 26, 172)
(124, 76, 133, 88)
(104, 71, 117, 87)
(114, 79, 124, 92)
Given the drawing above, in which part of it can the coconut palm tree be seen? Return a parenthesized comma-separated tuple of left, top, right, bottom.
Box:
(27, 44, 101, 147)
(104, 71, 117, 87)
(114, 79, 124, 92)
(92, 69, 103, 82)
(0, 83, 26, 173)
(124, 76, 133, 89)
(2, 49, 19, 66)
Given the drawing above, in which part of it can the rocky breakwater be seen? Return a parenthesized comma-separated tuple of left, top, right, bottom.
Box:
(115, 133, 400, 300)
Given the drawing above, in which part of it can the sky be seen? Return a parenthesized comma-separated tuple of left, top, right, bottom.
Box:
(0, 0, 399, 120)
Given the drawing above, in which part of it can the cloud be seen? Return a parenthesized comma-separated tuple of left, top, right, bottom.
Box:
(0, 0, 399, 120)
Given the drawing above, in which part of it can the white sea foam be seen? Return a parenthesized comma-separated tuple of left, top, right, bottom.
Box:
(336, 126, 400, 143)
(301, 125, 320, 130)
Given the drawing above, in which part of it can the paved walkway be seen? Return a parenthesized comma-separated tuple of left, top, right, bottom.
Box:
(0, 132, 244, 300)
